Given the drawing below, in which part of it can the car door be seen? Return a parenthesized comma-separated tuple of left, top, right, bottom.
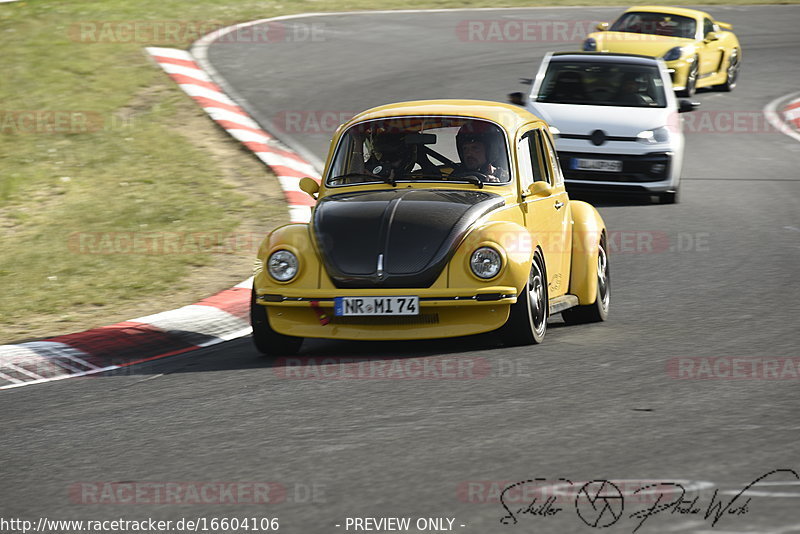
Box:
(517, 126, 570, 298)
(698, 17, 725, 76)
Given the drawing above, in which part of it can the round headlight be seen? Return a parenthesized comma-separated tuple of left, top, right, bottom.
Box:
(267, 250, 299, 282)
(662, 46, 684, 62)
(470, 247, 502, 279)
(583, 37, 597, 51)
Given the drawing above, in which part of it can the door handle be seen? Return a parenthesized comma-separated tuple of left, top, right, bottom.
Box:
(554, 200, 564, 210)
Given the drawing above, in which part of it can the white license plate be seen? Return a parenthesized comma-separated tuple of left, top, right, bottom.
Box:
(334, 296, 419, 316)
(572, 158, 623, 172)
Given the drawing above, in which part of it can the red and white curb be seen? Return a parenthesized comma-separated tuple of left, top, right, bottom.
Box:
(783, 98, 800, 131)
(765, 91, 800, 144)
(0, 279, 253, 389)
(146, 46, 319, 224)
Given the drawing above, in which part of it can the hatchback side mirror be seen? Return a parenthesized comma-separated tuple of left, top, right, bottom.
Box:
(508, 92, 526, 106)
(678, 99, 700, 113)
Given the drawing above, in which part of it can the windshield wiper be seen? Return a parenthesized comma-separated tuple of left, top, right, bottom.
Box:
(448, 172, 485, 188)
(331, 172, 396, 187)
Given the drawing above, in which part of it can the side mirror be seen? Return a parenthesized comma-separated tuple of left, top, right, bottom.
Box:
(704, 31, 719, 42)
(508, 92, 526, 106)
(678, 99, 700, 113)
(596, 22, 609, 31)
(525, 181, 554, 198)
(299, 177, 320, 199)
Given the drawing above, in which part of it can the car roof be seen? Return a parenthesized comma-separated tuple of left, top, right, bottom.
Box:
(341, 99, 544, 133)
(622, 5, 710, 21)
(550, 52, 661, 66)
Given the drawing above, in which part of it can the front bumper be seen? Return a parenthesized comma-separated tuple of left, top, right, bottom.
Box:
(665, 58, 691, 91)
(560, 151, 674, 191)
(256, 287, 518, 340)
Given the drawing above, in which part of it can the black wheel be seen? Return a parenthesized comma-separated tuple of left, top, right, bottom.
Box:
(250, 288, 303, 357)
(677, 59, 698, 97)
(658, 187, 680, 204)
(714, 49, 739, 92)
(502, 252, 548, 346)
(563, 236, 609, 324)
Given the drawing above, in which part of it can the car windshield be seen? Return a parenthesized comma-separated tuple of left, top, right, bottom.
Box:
(610, 12, 696, 39)
(537, 61, 668, 108)
(326, 116, 511, 187)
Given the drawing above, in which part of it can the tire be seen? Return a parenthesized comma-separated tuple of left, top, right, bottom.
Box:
(658, 188, 680, 204)
(250, 288, 303, 357)
(676, 59, 698, 97)
(562, 236, 609, 325)
(714, 48, 739, 92)
(502, 252, 548, 346)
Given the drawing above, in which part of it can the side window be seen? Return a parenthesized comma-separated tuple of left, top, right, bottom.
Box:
(703, 18, 714, 37)
(517, 134, 535, 191)
(534, 130, 553, 185)
(542, 133, 564, 186)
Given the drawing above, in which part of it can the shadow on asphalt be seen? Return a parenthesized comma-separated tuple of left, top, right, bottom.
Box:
(101, 319, 569, 377)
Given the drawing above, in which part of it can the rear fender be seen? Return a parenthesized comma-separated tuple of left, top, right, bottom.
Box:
(568, 201, 606, 305)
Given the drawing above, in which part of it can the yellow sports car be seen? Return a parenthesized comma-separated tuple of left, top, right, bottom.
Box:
(583, 6, 741, 96)
(251, 100, 609, 356)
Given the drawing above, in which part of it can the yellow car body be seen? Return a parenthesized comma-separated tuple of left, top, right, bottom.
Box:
(251, 100, 609, 355)
(584, 6, 741, 96)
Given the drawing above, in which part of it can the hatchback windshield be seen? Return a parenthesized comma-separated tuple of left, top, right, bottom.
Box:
(326, 117, 511, 187)
(537, 61, 667, 108)
(610, 12, 696, 39)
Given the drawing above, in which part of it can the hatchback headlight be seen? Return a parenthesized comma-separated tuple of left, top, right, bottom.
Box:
(662, 46, 684, 61)
(267, 250, 299, 282)
(637, 126, 670, 144)
(470, 247, 502, 279)
(583, 37, 597, 51)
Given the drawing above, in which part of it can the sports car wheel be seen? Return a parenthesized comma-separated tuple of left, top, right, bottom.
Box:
(562, 236, 609, 324)
(715, 49, 739, 92)
(502, 252, 547, 345)
(250, 288, 303, 357)
(677, 59, 698, 97)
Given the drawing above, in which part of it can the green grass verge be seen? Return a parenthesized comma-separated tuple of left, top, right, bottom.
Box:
(1, 0, 795, 342)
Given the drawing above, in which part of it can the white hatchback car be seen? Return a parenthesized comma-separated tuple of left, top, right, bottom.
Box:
(511, 52, 698, 203)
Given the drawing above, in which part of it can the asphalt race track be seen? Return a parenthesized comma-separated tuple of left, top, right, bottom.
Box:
(3, 6, 800, 534)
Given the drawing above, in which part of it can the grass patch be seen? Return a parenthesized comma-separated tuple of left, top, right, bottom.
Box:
(1, 0, 795, 342)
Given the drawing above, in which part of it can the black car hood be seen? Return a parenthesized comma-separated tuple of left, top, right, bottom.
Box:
(313, 189, 505, 289)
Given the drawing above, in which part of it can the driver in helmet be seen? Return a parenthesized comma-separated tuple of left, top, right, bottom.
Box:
(365, 132, 417, 179)
(454, 122, 509, 183)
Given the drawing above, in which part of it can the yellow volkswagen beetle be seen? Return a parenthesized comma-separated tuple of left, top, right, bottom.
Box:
(583, 6, 741, 96)
(251, 100, 609, 356)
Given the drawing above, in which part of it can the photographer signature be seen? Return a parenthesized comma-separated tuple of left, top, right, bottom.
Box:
(498, 469, 799, 531)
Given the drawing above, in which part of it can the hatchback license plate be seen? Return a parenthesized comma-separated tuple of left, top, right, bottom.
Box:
(334, 296, 419, 316)
(572, 158, 623, 172)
